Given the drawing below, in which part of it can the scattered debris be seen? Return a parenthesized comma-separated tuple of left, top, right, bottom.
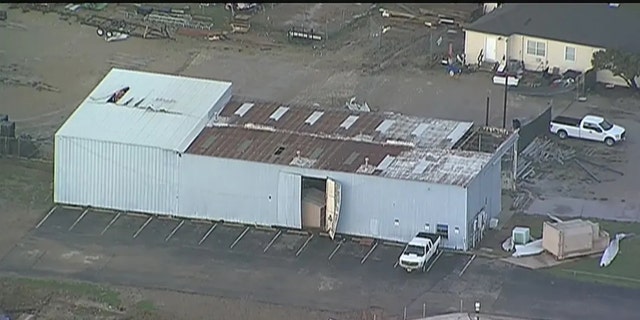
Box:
(231, 14, 251, 34)
(512, 239, 543, 258)
(574, 158, 601, 183)
(287, 27, 323, 42)
(345, 97, 371, 112)
(600, 233, 635, 267)
(0, 10, 7, 21)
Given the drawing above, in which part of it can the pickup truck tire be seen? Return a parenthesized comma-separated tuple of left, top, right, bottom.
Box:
(605, 137, 615, 146)
(557, 130, 568, 139)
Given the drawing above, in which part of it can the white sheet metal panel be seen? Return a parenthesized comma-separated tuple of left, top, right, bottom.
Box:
(375, 119, 395, 133)
(269, 106, 290, 121)
(375, 155, 396, 171)
(340, 115, 359, 129)
(325, 178, 342, 239)
(305, 111, 325, 125)
(54, 135, 180, 214)
(277, 172, 302, 228)
(234, 103, 255, 117)
(411, 123, 430, 136)
(55, 69, 232, 152)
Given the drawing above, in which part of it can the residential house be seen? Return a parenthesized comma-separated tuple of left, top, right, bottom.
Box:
(465, 4, 640, 87)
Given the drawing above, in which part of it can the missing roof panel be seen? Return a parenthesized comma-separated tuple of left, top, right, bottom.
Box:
(412, 160, 430, 175)
(234, 103, 255, 117)
(269, 106, 290, 121)
(274, 146, 286, 156)
(411, 123, 430, 136)
(375, 119, 395, 133)
(305, 111, 325, 125)
(375, 155, 396, 171)
(340, 115, 359, 130)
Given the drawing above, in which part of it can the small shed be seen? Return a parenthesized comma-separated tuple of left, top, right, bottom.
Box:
(542, 219, 609, 260)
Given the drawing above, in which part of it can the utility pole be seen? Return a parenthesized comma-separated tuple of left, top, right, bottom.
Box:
(502, 39, 509, 128)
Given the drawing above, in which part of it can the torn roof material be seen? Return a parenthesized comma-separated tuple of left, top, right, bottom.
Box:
(55, 68, 233, 151)
(187, 99, 514, 187)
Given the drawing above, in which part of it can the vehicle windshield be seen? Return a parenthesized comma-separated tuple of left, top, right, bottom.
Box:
(404, 245, 425, 256)
(600, 119, 613, 131)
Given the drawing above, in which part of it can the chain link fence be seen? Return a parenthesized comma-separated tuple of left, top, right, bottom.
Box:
(0, 136, 43, 159)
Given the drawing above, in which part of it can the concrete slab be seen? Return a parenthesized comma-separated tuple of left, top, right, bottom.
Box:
(526, 196, 640, 222)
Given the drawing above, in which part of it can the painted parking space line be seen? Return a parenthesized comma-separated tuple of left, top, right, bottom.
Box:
(295, 233, 314, 257)
(35, 205, 58, 229)
(263, 229, 282, 253)
(198, 222, 218, 245)
(230, 226, 250, 249)
(459, 254, 476, 277)
(328, 239, 344, 261)
(68, 208, 89, 231)
(101, 212, 122, 235)
(133, 216, 153, 239)
(426, 250, 444, 273)
(165, 220, 185, 242)
(360, 240, 379, 264)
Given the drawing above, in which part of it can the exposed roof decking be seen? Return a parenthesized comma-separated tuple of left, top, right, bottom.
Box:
(188, 126, 410, 173)
(186, 98, 505, 187)
(216, 99, 474, 148)
(55, 69, 232, 151)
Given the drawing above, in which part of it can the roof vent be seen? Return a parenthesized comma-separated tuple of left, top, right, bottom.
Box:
(608, 3, 620, 8)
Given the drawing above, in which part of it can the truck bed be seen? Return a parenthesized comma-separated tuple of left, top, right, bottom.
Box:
(552, 116, 581, 127)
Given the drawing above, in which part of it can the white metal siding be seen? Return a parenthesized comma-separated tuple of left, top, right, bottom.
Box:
(178, 154, 281, 224)
(54, 135, 179, 214)
(176, 155, 469, 249)
(277, 172, 302, 228)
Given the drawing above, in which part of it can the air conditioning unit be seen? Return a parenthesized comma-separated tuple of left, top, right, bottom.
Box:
(512, 227, 531, 245)
(609, 3, 620, 8)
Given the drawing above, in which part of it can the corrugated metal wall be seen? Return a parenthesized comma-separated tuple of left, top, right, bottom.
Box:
(54, 136, 180, 214)
(465, 159, 502, 249)
(177, 154, 470, 248)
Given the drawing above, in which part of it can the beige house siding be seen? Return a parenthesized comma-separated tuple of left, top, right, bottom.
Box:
(464, 30, 637, 87)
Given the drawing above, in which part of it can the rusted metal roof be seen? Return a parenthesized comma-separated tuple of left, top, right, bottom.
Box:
(186, 98, 503, 187)
(189, 126, 410, 173)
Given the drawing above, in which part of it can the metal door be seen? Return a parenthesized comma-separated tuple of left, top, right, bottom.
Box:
(325, 178, 342, 239)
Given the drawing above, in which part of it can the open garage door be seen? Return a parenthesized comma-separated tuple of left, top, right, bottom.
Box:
(325, 178, 342, 239)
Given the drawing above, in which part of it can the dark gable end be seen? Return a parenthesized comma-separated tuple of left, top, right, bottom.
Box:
(466, 4, 640, 53)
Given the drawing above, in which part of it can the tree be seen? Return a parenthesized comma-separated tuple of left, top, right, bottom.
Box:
(592, 49, 640, 90)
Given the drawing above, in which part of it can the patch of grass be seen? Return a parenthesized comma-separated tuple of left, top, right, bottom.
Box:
(546, 220, 640, 288)
(4, 277, 122, 307)
(0, 158, 53, 208)
(505, 214, 640, 288)
(134, 300, 156, 312)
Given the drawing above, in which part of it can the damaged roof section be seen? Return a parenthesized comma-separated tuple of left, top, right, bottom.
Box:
(186, 98, 509, 187)
(215, 99, 474, 148)
(56, 68, 233, 151)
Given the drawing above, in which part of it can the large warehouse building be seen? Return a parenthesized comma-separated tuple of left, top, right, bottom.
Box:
(55, 69, 518, 251)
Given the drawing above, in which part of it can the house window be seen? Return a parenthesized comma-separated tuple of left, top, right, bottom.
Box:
(565, 46, 576, 61)
(436, 224, 449, 238)
(526, 40, 546, 57)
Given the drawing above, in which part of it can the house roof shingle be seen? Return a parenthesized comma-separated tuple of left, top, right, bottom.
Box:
(466, 4, 640, 53)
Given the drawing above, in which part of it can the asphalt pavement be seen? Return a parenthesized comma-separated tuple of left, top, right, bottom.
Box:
(1, 206, 639, 320)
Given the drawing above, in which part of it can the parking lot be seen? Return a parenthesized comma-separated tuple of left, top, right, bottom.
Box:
(21, 205, 429, 269)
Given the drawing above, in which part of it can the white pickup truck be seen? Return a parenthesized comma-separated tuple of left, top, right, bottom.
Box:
(549, 115, 626, 146)
(398, 232, 441, 273)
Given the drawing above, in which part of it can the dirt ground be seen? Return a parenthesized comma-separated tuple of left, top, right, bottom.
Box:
(2, 3, 640, 320)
